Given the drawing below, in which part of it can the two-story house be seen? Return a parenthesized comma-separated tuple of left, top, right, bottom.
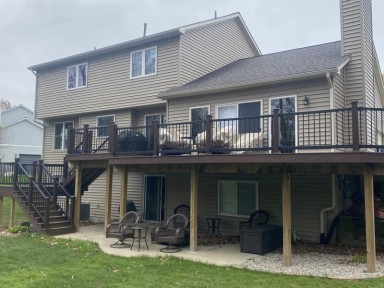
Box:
(0, 105, 43, 163)
(19, 0, 384, 271)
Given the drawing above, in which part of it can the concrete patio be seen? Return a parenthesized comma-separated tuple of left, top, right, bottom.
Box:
(55, 224, 252, 266)
(55, 224, 384, 279)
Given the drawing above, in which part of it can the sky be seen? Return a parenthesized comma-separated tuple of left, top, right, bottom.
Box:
(0, 0, 383, 111)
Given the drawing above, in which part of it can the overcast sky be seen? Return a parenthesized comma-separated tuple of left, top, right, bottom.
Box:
(1, 0, 383, 111)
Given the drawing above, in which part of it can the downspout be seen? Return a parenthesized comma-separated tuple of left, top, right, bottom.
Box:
(320, 174, 336, 242)
(326, 73, 335, 151)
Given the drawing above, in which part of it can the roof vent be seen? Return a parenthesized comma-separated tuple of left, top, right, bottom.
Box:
(143, 23, 147, 37)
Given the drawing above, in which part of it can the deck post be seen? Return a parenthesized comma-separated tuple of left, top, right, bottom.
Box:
(63, 158, 68, 179)
(37, 160, 42, 185)
(272, 108, 280, 153)
(153, 120, 160, 156)
(105, 165, 113, 229)
(282, 168, 292, 267)
(364, 165, 376, 272)
(13, 158, 19, 187)
(0, 197, 3, 226)
(205, 115, 213, 154)
(119, 166, 128, 218)
(190, 165, 198, 252)
(83, 124, 89, 153)
(67, 128, 75, 154)
(74, 162, 82, 231)
(9, 197, 15, 227)
(108, 124, 117, 156)
(351, 101, 360, 151)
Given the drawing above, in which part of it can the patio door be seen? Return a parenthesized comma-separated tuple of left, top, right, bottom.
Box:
(143, 175, 166, 221)
(269, 96, 297, 151)
(145, 114, 166, 151)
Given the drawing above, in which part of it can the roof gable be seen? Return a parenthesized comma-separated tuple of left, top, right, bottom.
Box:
(28, 13, 259, 72)
(160, 42, 350, 98)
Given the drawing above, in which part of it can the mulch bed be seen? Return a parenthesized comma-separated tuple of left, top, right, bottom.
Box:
(198, 234, 240, 246)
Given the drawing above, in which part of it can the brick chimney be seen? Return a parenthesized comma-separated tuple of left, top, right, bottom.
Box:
(340, 0, 374, 107)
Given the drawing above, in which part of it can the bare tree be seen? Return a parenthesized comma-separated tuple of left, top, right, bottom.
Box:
(1, 98, 13, 111)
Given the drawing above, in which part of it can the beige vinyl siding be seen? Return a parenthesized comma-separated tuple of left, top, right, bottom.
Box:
(82, 171, 143, 222)
(333, 69, 346, 109)
(42, 118, 79, 164)
(35, 37, 179, 119)
(169, 79, 330, 149)
(168, 79, 330, 123)
(166, 172, 332, 243)
(179, 18, 257, 86)
(341, 0, 365, 104)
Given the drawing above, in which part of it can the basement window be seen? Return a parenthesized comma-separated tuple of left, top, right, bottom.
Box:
(218, 180, 258, 217)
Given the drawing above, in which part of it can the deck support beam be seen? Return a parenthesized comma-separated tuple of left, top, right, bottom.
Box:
(74, 163, 82, 231)
(9, 197, 15, 227)
(190, 165, 198, 252)
(282, 169, 292, 267)
(0, 197, 3, 226)
(105, 165, 113, 229)
(364, 165, 376, 273)
(119, 166, 128, 218)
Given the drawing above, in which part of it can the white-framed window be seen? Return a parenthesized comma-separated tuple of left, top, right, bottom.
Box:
(217, 101, 262, 133)
(130, 47, 157, 78)
(96, 115, 115, 137)
(190, 106, 210, 138)
(67, 63, 88, 89)
(218, 180, 258, 217)
(144, 114, 167, 126)
(54, 121, 74, 150)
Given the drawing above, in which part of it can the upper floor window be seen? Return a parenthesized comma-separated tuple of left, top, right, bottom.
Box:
(130, 47, 157, 78)
(67, 63, 88, 89)
(54, 121, 74, 150)
(97, 115, 115, 137)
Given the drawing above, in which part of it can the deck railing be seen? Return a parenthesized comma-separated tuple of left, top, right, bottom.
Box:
(67, 102, 384, 156)
(39, 161, 75, 225)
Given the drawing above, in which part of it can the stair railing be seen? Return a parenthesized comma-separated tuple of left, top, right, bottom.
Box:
(14, 159, 51, 229)
(39, 161, 75, 226)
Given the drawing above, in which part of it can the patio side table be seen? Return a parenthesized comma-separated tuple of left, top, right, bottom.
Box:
(131, 225, 149, 252)
(206, 217, 221, 235)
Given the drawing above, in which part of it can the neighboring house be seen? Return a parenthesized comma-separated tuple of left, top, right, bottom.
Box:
(0, 105, 43, 163)
(26, 0, 384, 270)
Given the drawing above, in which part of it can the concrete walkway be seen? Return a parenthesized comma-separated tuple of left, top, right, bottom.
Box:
(55, 224, 252, 266)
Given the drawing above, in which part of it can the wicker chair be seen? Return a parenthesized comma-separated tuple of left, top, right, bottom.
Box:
(153, 213, 189, 253)
(239, 210, 269, 247)
(239, 210, 269, 229)
(106, 211, 139, 248)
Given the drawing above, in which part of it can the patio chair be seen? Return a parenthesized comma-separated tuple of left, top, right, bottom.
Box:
(153, 213, 189, 253)
(239, 210, 269, 229)
(106, 211, 139, 248)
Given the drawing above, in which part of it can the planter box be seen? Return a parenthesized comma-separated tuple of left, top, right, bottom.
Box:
(240, 224, 282, 255)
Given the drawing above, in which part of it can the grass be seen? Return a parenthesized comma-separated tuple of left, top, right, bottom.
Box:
(0, 234, 383, 288)
(0, 197, 28, 227)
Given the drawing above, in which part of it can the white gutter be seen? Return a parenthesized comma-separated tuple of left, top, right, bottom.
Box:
(326, 73, 335, 150)
(320, 175, 336, 235)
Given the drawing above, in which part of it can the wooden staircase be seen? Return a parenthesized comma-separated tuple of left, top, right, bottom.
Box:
(1, 159, 105, 235)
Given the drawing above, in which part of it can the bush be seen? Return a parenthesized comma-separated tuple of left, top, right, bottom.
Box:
(7, 225, 29, 234)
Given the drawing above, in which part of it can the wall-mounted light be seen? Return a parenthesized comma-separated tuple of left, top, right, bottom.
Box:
(303, 96, 309, 105)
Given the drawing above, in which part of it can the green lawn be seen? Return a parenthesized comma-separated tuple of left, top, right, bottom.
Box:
(0, 197, 28, 226)
(0, 234, 383, 288)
